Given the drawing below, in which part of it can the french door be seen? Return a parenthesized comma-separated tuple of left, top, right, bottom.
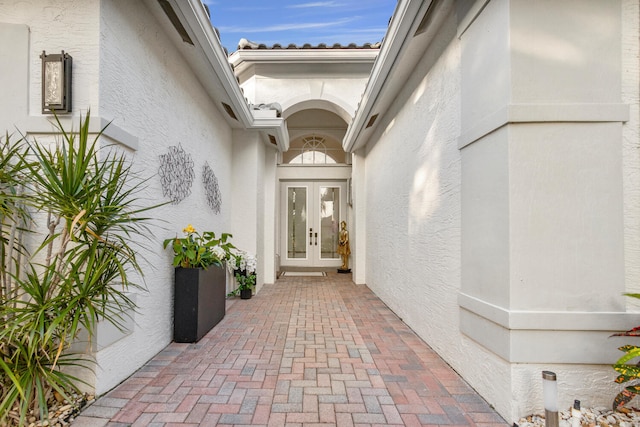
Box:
(280, 181, 347, 268)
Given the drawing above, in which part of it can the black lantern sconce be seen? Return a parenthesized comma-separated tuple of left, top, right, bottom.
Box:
(41, 50, 72, 114)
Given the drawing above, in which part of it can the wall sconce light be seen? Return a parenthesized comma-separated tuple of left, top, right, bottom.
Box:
(542, 371, 559, 427)
(41, 50, 72, 114)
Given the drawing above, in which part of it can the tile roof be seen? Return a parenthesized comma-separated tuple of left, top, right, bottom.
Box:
(237, 38, 382, 50)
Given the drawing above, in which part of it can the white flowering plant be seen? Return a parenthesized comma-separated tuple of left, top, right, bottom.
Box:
(227, 249, 257, 295)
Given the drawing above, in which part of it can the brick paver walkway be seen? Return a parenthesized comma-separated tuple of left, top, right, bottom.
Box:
(72, 273, 508, 426)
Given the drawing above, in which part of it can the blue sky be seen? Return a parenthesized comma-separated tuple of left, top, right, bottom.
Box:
(203, 1, 397, 53)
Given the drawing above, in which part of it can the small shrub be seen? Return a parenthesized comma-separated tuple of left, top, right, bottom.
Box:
(227, 249, 257, 297)
(611, 293, 640, 410)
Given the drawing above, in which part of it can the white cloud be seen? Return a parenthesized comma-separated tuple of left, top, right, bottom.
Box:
(226, 6, 273, 12)
(287, 2, 344, 8)
(219, 18, 354, 34)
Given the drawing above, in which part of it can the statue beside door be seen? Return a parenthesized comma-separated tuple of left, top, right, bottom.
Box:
(337, 220, 351, 273)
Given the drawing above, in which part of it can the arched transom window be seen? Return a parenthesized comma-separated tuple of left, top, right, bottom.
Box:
(289, 136, 337, 164)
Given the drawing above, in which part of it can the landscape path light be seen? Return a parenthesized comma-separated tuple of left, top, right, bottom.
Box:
(542, 371, 559, 427)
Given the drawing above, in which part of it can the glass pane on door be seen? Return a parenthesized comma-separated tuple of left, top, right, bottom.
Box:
(287, 187, 307, 259)
(319, 186, 340, 259)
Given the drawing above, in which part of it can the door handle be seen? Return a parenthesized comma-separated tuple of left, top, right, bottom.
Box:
(315, 232, 318, 246)
(309, 228, 313, 246)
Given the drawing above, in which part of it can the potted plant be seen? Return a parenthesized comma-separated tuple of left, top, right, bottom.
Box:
(228, 249, 257, 299)
(163, 225, 234, 342)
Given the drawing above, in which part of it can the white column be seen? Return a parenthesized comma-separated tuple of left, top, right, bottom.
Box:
(231, 130, 260, 283)
(351, 149, 367, 285)
(459, 0, 632, 418)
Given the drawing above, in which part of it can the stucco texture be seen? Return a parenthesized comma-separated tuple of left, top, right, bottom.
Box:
(360, 5, 513, 417)
(0, 0, 101, 117)
(93, 0, 235, 394)
(358, 0, 640, 422)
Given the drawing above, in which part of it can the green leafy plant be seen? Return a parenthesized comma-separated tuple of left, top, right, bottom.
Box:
(0, 133, 33, 304)
(611, 293, 640, 410)
(0, 112, 159, 425)
(227, 249, 257, 296)
(163, 224, 234, 269)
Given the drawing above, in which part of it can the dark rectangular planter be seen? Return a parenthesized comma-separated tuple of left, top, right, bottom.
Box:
(173, 265, 226, 343)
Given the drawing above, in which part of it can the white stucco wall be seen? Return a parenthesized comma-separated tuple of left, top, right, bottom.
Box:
(0, 0, 237, 396)
(622, 0, 640, 300)
(459, 0, 634, 420)
(231, 131, 260, 252)
(362, 1, 500, 415)
(262, 148, 278, 284)
(230, 130, 277, 289)
(0, 23, 29, 131)
(92, 0, 235, 394)
(0, 0, 100, 126)
(360, 0, 640, 422)
(236, 63, 372, 122)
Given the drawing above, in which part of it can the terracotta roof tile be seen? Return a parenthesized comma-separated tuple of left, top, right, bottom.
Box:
(237, 38, 381, 50)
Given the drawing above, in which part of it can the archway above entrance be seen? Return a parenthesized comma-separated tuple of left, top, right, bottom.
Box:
(282, 98, 353, 125)
(283, 108, 349, 165)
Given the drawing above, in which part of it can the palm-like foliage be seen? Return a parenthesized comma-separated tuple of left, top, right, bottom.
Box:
(612, 294, 640, 410)
(0, 134, 33, 304)
(0, 113, 159, 425)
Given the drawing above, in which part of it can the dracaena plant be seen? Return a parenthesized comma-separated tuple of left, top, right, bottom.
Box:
(0, 112, 159, 426)
(611, 293, 640, 410)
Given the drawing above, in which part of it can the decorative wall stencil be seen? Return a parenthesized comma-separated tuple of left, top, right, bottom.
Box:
(158, 144, 195, 204)
(202, 162, 222, 214)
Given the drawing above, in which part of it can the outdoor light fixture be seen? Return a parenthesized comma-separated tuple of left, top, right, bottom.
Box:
(542, 371, 559, 427)
(41, 50, 72, 114)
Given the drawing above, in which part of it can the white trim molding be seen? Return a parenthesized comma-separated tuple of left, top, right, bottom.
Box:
(342, 0, 437, 152)
(458, 103, 630, 150)
(459, 292, 640, 364)
(16, 115, 139, 151)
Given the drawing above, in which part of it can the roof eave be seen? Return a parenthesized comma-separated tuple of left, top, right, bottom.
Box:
(250, 115, 290, 152)
(147, 0, 254, 128)
(342, 0, 437, 153)
(229, 48, 379, 64)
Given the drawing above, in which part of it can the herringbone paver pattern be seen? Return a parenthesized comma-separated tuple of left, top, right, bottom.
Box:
(73, 273, 508, 426)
